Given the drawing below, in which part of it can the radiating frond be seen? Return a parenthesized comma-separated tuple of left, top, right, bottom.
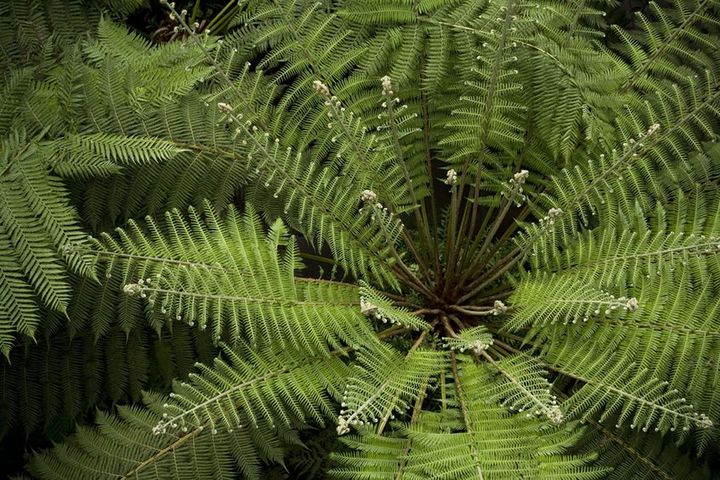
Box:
(91, 202, 375, 353)
(331, 360, 605, 479)
(153, 344, 349, 436)
(336, 343, 443, 435)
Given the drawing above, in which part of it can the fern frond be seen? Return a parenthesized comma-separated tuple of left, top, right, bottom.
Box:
(581, 421, 713, 480)
(358, 282, 431, 330)
(485, 354, 564, 425)
(0, 322, 215, 440)
(28, 391, 298, 480)
(442, 0, 531, 166)
(56, 133, 190, 168)
(532, 228, 720, 286)
(331, 360, 605, 479)
(0, 130, 94, 356)
(442, 325, 494, 353)
(91, 202, 376, 353)
(336, 343, 443, 435)
(545, 336, 713, 434)
(615, 0, 720, 92)
(508, 272, 639, 330)
(152, 344, 348, 436)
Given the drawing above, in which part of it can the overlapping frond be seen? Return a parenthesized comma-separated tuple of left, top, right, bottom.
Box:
(0, 322, 215, 441)
(580, 422, 713, 480)
(0, 131, 94, 356)
(614, 0, 720, 92)
(5, 0, 720, 477)
(518, 197, 720, 447)
(331, 361, 604, 479)
(484, 354, 564, 425)
(442, 325, 494, 353)
(229, 0, 367, 148)
(358, 282, 431, 330)
(28, 391, 301, 480)
(442, 0, 532, 167)
(546, 336, 713, 434)
(336, 343, 443, 435)
(508, 272, 639, 331)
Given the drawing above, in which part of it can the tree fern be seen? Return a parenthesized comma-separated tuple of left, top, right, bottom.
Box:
(2, 0, 720, 477)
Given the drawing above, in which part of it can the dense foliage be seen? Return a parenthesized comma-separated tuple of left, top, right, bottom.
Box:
(1, 0, 719, 477)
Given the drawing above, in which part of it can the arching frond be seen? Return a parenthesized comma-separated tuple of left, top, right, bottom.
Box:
(0, 322, 215, 441)
(152, 344, 349, 436)
(91, 202, 375, 353)
(27, 391, 301, 480)
(336, 343, 443, 435)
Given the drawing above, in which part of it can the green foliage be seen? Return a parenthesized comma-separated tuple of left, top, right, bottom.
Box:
(331, 361, 605, 479)
(154, 343, 349, 436)
(28, 392, 298, 480)
(91, 203, 375, 352)
(0, 131, 94, 356)
(2, 0, 720, 477)
(0, 321, 215, 440)
(578, 422, 713, 479)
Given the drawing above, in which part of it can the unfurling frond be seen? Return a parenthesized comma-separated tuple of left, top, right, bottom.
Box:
(443, 325, 494, 354)
(358, 281, 430, 330)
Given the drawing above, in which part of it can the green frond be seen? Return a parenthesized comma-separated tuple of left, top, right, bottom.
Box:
(579, 421, 713, 480)
(358, 282, 431, 330)
(544, 335, 713, 434)
(531, 228, 720, 287)
(614, 0, 720, 91)
(337, 344, 444, 435)
(614, 78, 720, 190)
(442, 0, 531, 166)
(331, 360, 605, 479)
(0, 322, 215, 440)
(339, 0, 420, 26)
(484, 354, 564, 425)
(508, 272, 639, 330)
(153, 344, 349, 436)
(232, 0, 367, 144)
(55, 133, 190, 170)
(442, 325, 493, 353)
(28, 390, 297, 480)
(91, 201, 376, 352)
(522, 209, 720, 449)
(0, 131, 94, 356)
